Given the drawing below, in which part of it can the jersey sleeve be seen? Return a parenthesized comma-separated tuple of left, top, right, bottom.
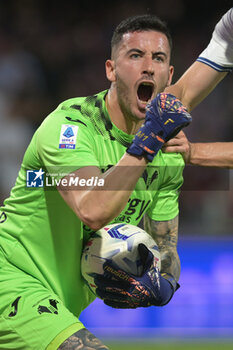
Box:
(146, 154, 184, 221)
(197, 8, 233, 72)
(36, 108, 100, 179)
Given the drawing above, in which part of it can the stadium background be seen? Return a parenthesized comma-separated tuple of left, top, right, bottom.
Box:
(0, 0, 232, 349)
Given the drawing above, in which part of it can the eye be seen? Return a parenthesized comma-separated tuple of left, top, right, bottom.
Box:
(153, 55, 165, 62)
(130, 53, 141, 59)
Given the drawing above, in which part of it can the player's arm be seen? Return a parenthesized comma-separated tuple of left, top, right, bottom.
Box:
(163, 131, 233, 168)
(58, 328, 109, 349)
(58, 154, 147, 231)
(165, 62, 227, 111)
(58, 94, 191, 231)
(144, 214, 180, 281)
(165, 8, 233, 111)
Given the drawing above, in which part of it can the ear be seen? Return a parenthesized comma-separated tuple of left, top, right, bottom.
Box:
(166, 65, 174, 87)
(105, 59, 116, 82)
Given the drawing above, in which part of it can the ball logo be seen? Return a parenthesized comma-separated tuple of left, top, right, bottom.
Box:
(107, 224, 139, 241)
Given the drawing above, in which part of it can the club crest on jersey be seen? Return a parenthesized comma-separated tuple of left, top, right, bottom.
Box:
(59, 124, 78, 149)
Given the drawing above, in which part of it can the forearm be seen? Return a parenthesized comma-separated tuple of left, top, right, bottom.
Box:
(59, 153, 147, 230)
(165, 62, 227, 112)
(159, 246, 181, 282)
(163, 132, 233, 169)
(144, 215, 180, 281)
(80, 154, 147, 229)
(189, 142, 233, 168)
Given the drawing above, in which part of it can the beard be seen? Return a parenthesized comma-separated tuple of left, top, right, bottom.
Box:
(115, 75, 143, 123)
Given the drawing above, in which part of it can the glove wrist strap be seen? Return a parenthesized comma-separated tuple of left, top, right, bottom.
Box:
(161, 272, 180, 292)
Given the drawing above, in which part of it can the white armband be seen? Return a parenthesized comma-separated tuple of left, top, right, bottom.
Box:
(197, 8, 233, 72)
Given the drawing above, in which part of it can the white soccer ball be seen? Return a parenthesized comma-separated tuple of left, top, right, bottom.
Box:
(81, 223, 161, 295)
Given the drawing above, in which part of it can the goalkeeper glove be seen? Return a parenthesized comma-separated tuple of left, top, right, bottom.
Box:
(94, 243, 180, 309)
(126, 93, 192, 162)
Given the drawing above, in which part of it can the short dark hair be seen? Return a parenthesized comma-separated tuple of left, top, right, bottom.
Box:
(111, 14, 172, 54)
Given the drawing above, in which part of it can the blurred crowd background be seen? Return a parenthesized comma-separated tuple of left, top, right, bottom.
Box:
(0, 0, 232, 235)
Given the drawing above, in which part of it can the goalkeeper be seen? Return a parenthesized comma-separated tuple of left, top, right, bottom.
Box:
(0, 9, 232, 350)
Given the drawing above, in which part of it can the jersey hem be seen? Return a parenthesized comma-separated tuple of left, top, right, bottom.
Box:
(148, 209, 178, 221)
(46, 322, 85, 350)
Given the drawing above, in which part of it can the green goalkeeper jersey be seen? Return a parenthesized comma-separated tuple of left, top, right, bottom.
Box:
(0, 90, 184, 317)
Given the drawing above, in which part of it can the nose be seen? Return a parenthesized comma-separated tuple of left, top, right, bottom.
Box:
(142, 56, 154, 76)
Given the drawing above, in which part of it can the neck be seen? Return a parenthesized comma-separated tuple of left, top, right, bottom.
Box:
(105, 85, 144, 135)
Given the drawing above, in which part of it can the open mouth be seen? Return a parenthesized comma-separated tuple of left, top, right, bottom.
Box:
(137, 82, 154, 103)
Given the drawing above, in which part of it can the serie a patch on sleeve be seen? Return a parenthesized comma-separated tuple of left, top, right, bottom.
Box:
(59, 124, 79, 149)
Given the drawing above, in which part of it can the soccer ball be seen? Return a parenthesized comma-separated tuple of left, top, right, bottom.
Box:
(81, 223, 161, 295)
